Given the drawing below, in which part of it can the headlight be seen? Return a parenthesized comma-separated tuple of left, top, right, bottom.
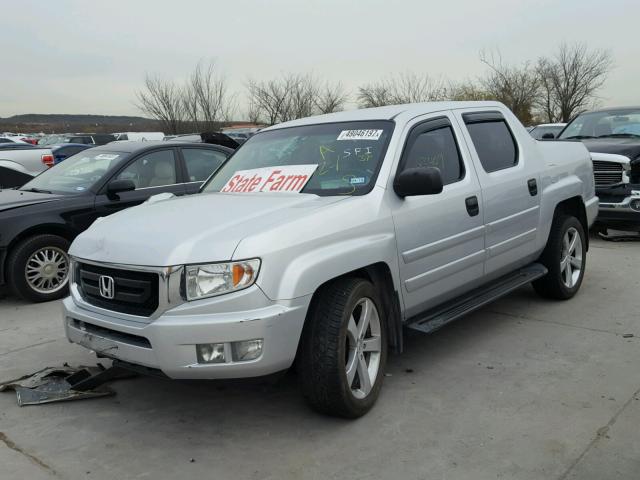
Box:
(185, 259, 260, 300)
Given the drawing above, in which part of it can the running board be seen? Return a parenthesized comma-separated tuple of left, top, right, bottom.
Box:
(406, 263, 547, 334)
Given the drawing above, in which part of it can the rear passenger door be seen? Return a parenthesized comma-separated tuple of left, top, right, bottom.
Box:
(456, 111, 541, 277)
(178, 147, 229, 194)
(391, 114, 486, 318)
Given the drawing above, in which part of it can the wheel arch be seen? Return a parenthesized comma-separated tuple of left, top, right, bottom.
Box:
(553, 196, 589, 250)
(302, 262, 404, 354)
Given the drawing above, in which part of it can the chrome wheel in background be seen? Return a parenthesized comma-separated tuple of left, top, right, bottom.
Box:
(24, 246, 69, 294)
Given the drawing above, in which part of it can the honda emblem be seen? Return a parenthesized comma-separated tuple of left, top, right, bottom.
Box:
(99, 275, 115, 299)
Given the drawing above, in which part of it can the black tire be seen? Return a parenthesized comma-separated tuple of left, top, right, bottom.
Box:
(299, 277, 388, 418)
(533, 214, 586, 300)
(6, 234, 71, 302)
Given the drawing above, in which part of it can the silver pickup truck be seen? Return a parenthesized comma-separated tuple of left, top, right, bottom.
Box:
(63, 101, 598, 417)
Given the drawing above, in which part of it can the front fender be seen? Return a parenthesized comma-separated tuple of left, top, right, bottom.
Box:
(258, 232, 401, 301)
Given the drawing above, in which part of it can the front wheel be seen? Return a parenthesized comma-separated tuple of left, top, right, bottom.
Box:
(7, 234, 71, 302)
(533, 214, 586, 300)
(299, 277, 387, 418)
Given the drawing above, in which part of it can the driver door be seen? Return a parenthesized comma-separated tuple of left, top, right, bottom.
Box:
(391, 114, 486, 318)
(93, 148, 186, 222)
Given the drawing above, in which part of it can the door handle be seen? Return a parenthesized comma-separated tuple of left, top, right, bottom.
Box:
(527, 178, 538, 196)
(465, 196, 479, 217)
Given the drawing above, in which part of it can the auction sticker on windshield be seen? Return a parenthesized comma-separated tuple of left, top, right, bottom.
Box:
(220, 165, 318, 193)
(337, 129, 383, 141)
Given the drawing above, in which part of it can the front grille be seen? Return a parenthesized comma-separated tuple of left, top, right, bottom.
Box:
(592, 160, 623, 187)
(77, 263, 159, 317)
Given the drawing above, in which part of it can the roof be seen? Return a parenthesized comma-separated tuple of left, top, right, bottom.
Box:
(588, 106, 640, 113)
(262, 101, 505, 130)
(90, 141, 234, 154)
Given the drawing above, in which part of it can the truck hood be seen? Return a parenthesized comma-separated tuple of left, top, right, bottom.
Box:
(70, 192, 347, 266)
(581, 138, 640, 161)
(0, 189, 66, 212)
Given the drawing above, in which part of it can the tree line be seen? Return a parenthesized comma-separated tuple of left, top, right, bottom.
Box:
(136, 42, 612, 133)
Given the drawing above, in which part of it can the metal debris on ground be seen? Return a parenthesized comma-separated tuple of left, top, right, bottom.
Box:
(0, 364, 137, 406)
(598, 230, 640, 242)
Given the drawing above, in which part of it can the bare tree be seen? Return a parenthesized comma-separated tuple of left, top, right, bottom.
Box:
(479, 50, 540, 124)
(245, 100, 262, 124)
(246, 77, 289, 125)
(282, 74, 319, 121)
(181, 61, 236, 131)
(536, 43, 613, 122)
(190, 61, 236, 128)
(135, 75, 185, 134)
(315, 81, 348, 114)
(356, 82, 393, 108)
(357, 72, 447, 108)
(446, 80, 493, 101)
(246, 73, 322, 125)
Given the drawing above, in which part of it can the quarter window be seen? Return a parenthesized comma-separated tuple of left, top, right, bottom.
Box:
(116, 150, 177, 189)
(402, 125, 464, 185)
(182, 148, 227, 182)
(466, 120, 518, 172)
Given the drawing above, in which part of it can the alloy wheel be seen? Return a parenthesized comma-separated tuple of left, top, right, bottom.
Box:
(345, 297, 382, 399)
(560, 227, 582, 288)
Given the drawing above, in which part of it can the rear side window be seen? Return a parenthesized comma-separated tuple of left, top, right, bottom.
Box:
(401, 124, 464, 185)
(465, 120, 518, 172)
(182, 148, 228, 182)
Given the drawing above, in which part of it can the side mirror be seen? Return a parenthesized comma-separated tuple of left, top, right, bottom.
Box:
(106, 179, 135, 197)
(541, 132, 556, 139)
(393, 167, 444, 198)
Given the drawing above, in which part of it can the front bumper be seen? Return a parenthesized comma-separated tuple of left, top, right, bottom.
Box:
(595, 187, 640, 230)
(63, 283, 311, 380)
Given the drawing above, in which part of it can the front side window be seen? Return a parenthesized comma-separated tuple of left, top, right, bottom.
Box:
(466, 120, 518, 172)
(182, 148, 227, 182)
(21, 151, 123, 194)
(203, 121, 394, 196)
(401, 125, 464, 185)
(116, 150, 177, 189)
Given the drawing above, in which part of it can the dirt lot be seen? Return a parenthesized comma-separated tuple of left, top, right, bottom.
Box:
(1, 235, 639, 480)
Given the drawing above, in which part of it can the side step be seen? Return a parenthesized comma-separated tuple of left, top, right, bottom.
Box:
(406, 263, 547, 334)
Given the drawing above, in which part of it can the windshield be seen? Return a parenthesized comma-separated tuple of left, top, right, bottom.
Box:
(559, 109, 640, 139)
(21, 151, 123, 194)
(203, 121, 394, 196)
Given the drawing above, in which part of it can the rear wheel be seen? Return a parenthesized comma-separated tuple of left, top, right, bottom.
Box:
(7, 234, 71, 302)
(299, 277, 387, 418)
(533, 214, 586, 300)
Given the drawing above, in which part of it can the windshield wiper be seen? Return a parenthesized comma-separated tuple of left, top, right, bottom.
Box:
(564, 135, 596, 140)
(597, 133, 640, 139)
(21, 187, 53, 194)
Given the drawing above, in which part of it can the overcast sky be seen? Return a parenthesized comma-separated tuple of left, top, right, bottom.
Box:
(2, 0, 638, 118)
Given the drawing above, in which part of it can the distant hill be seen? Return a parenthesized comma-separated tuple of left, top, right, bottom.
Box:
(0, 114, 162, 134)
